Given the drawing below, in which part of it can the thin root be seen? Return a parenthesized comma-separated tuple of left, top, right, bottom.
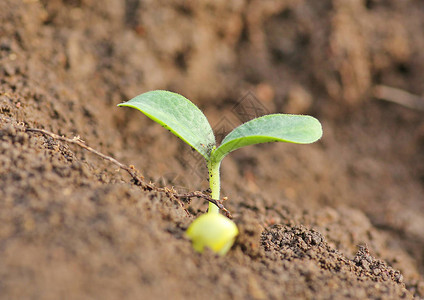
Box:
(25, 127, 232, 218)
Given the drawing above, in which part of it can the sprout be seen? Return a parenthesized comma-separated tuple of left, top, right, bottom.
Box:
(118, 90, 322, 255)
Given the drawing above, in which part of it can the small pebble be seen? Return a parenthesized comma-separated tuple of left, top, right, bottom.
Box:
(3, 124, 16, 136)
(361, 259, 370, 271)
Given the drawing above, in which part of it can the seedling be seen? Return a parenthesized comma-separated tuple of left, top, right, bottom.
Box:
(118, 90, 322, 255)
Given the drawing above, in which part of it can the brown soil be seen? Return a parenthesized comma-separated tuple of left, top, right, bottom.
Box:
(1, 0, 424, 299)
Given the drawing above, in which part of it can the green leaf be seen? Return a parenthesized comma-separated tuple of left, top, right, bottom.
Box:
(118, 90, 215, 159)
(211, 114, 322, 163)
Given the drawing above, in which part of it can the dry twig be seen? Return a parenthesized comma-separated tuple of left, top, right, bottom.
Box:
(25, 127, 232, 218)
(373, 85, 424, 111)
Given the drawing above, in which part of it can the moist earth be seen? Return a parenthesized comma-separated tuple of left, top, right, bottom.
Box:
(1, 0, 424, 299)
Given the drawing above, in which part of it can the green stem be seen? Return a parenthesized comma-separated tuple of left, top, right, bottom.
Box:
(207, 159, 221, 214)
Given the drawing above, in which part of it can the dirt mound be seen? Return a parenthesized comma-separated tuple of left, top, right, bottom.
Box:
(1, 0, 424, 299)
(260, 225, 407, 299)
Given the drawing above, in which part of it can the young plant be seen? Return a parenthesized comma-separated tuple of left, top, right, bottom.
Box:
(118, 90, 322, 255)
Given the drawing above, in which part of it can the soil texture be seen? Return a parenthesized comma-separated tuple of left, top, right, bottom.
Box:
(1, 0, 424, 299)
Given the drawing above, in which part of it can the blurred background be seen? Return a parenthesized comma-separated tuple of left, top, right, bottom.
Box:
(1, 0, 424, 297)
